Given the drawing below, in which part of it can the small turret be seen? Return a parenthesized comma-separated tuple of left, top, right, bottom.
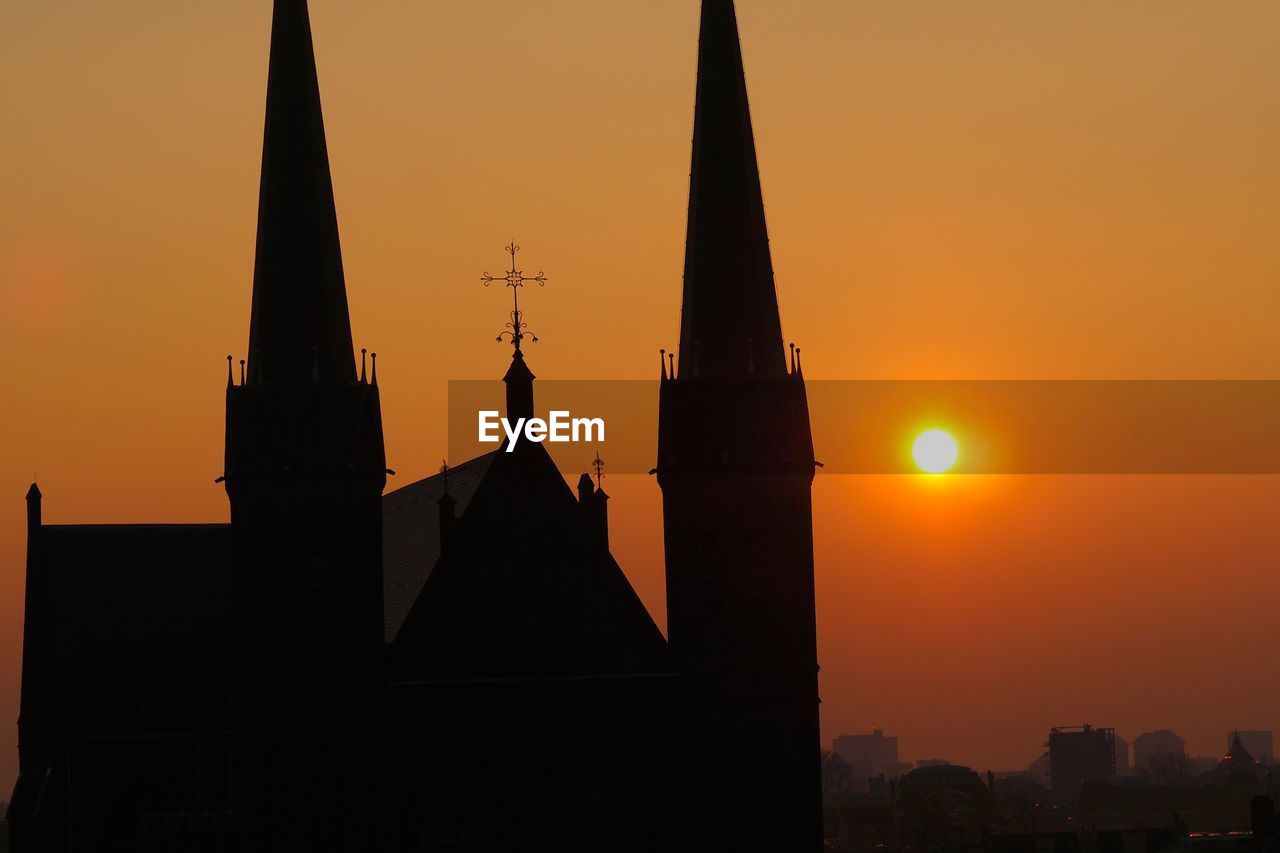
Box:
(26, 482, 41, 530)
(503, 349, 535, 423)
(438, 462, 457, 555)
(576, 454, 610, 550)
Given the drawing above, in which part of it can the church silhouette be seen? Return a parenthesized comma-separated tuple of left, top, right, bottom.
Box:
(8, 1, 822, 850)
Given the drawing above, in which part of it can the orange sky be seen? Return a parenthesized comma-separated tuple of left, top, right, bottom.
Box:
(2, 1, 1280, 792)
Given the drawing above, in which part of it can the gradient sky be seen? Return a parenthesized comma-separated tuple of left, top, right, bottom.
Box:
(2, 1, 1280, 792)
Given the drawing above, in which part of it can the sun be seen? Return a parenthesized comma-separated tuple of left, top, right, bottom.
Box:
(912, 429, 959, 474)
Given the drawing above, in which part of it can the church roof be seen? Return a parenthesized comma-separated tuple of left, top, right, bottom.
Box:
(24, 524, 234, 737)
(387, 441, 668, 680)
(383, 452, 496, 642)
(1219, 733, 1259, 772)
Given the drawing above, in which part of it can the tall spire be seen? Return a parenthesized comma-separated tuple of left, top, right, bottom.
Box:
(246, 0, 356, 387)
(678, 0, 786, 380)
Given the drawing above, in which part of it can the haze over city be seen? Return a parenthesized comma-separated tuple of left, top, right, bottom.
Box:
(3, 0, 1279, 802)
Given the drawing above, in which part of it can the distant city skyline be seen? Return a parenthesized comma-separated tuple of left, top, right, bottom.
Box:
(836, 725, 1276, 774)
(3, 0, 1279, 794)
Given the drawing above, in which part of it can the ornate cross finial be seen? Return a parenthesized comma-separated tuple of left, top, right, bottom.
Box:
(592, 451, 605, 490)
(481, 241, 547, 351)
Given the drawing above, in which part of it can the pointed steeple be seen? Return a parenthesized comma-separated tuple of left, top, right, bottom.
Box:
(657, 8, 821, 845)
(26, 482, 41, 529)
(503, 349, 535, 423)
(1222, 733, 1258, 769)
(246, 0, 356, 387)
(678, 0, 785, 381)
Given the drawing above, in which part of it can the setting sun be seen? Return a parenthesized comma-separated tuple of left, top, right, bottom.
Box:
(913, 429, 959, 474)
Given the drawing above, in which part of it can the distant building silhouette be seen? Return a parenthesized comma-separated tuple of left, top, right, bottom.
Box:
(1134, 729, 1188, 770)
(834, 729, 905, 782)
(1026, 751, 1053, 789)
(1213, 733, 1264, 780)
(1115, 734, 1132, 776)
(1228, 731, 1275, 765)
(1077, 744, 1278, 835)
(1048, 724, 1116, 804)
(893, 765, 992, 850)
(1070, 732, 1280, 829)
(916, 758, 953, 769)
(6, 0, 822, 850)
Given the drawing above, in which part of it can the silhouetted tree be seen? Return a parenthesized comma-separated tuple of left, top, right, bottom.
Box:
(822, 750, 859, 807)
(1139, 753, 1197, 787)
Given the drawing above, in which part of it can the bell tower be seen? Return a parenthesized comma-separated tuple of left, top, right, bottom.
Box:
(222, 0, 385, 846)
(657, 0, 821, 848)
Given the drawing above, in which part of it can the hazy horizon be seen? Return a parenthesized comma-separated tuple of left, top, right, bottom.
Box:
(3, 0, 1279, 792)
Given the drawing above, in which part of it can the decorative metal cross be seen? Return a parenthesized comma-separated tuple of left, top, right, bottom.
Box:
(592, 451, 605, 490)
(481, 242, 547, 351)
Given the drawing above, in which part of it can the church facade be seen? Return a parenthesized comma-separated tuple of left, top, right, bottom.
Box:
(7, 1, 822, 850)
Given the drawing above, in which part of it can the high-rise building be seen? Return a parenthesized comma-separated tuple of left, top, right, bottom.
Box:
(1133, 730, 1187, 770)
(1048, 724, 1116, 803)
(834, 729, 902, 779)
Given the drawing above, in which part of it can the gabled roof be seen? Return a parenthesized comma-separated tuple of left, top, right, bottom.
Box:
(382, 452, 496, 642)
(1219, 734, 1258, 772)
(387, 442, 668, 680)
